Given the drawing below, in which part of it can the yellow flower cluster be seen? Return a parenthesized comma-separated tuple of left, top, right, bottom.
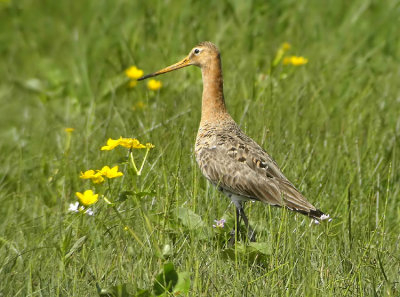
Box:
(125, 66, 143, 88)
(272, 42, 308, 69)
(283, 56, 308, 66)
(72, 136, 154, 210)
(125, 65, 162, 90)
(101, 137, 154, 151)
(80, 165, 123, 184)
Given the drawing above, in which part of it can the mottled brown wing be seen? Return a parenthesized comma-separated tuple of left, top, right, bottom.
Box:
(197, 146, 283, 206)
(196, 143, 317, 213)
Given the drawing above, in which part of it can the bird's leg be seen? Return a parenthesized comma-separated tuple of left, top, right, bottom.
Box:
(229, 206, 241, 245)
(238, 205, 256, 242)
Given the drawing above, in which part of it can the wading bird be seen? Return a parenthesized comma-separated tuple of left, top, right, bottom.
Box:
(139, 42, 329, 242)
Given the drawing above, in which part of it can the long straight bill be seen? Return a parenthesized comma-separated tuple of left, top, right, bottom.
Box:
(138, 57, 191, 81)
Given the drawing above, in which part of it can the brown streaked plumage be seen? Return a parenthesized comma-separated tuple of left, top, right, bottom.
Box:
(139, 41, 330, 242)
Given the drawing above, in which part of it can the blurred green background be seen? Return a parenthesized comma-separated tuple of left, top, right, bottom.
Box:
(0, 0, 399, 296)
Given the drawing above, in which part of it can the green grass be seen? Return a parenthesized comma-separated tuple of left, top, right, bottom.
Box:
(1, 0, 400, 295)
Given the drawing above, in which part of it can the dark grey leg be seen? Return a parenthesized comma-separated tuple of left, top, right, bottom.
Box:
(229, 206, 241, 245)
(238, 206, 256, 242)
(229, 202, 256, 244)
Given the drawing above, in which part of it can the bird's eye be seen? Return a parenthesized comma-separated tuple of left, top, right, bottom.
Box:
(194, 48, 201, 54)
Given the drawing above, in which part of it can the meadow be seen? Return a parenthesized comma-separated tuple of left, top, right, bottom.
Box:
(0, 0, 399, 296)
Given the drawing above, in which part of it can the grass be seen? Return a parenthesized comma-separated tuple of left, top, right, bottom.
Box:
(1, 0, 399, 295)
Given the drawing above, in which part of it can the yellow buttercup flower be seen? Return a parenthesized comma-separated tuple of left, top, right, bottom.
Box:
(132, 100, 147, 111)
(283, 56, 308, 66)
(101, 137, 148, 150)
(272, 42, 292, 67)
(99, 165, 123, 179)
(125, 66, 144, 79)
(129, 80, 138, 88)
(147, 79, 162, 91)
(281, 42, 291, 51)
(145, 143, 155, 149)
(101, 137, 122, 151)
(65, 127, 75, 133)
(91, 173, 105, 184)
(75, 190, 99, 206)
(80, 169, 96, 179)
(79, 169, 105, 184)
(119, 138, 146, 149)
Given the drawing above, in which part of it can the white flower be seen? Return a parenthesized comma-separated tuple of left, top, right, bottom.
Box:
(68, 202, 80, 213)
(68, 202, 94, 216)
(85, 208, 94, 216)
(213, 219, 226, 228)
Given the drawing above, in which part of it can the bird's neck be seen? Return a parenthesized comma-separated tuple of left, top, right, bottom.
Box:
(200, 56, 230, 124)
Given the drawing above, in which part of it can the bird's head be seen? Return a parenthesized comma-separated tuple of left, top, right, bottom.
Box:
(138, 41, 220, 81)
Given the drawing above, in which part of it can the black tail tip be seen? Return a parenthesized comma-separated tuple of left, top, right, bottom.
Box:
(310, 209, 332, 224)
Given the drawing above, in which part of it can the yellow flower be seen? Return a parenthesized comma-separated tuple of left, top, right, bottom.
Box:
(129, 80, 138, 88)
(91, 173, 105, 184)
(101, 137, 148, 150)
(282, 42, 291, 51)
(101, 137, 122, 151)
(132, 100, 147, 111)
(80, 169, 96, 179)
(147, 79, 162, 91)
(80, 169, 105, 184)
(125, 66, 144, 79)
(272, 42, 292, 67)
(283, 56, 308, 66)
(65, 127, 75, 133)
(145, 143, 155, 149)
(75, 190, 99, 206)
(99, 165, 123, 179)
(119, 138, 146, 149)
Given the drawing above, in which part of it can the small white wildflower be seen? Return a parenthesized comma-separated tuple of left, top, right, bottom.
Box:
(68, 202, 80, 213)
(68, 202, 94, 216)
(213, 219, 226, 228)
(85, 208, 94, 216)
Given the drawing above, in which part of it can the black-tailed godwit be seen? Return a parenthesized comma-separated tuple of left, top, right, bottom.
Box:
(139, 42, 330, 242)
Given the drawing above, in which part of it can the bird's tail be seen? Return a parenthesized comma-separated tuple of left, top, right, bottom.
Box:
(296, 208, 331, 224)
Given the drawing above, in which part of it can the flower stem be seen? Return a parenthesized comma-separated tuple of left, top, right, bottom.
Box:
(129, 151, 139, 175)
(137, 148, 150, 175)
(110, 204, 144, 248)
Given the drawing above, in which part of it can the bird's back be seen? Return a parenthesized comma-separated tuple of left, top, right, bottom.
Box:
(195, 119, 325, 219)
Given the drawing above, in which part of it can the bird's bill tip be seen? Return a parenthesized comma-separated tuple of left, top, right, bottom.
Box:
(138, 57, 191, 81)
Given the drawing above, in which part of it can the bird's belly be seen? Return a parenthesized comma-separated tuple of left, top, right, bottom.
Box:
(221, 188, 253, 208)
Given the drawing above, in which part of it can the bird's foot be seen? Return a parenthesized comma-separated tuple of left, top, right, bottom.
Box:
(228, 227, 256, 246)
(247, 229, 256, 242)
(228, 228, 238, 246)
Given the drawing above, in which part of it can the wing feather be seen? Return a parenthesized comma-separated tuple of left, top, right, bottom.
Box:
(196, 123, 319, 215)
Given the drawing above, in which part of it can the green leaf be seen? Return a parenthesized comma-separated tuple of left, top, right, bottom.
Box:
(134, 289, 152, 297)
(162, 244, 173, 258)
(118, 191, 134, 202)
(153, 262, 178, 296)
(96, 283, 132, 297)
(118, 190, 156, 202)
(175, 207, 206, 230)
(64, 235, 87, 260)
(221, 242, 272, 263)
(248, 242, 272, 256)
(22, 78, 46, 93)
(134, 190, 156, 198)
(173, 272, 190, 295)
